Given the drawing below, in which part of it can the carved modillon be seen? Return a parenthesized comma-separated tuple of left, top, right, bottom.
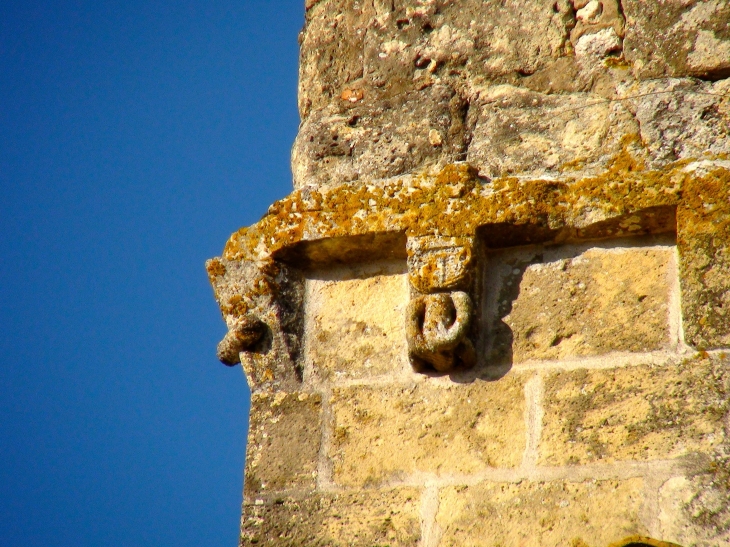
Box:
(406, 291, 476, 373)
(405, 234, 478, 373)
(216, 315, 266, 366)
(206, 257, 304, 391)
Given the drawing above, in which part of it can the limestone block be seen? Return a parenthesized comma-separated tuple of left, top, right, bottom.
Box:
(466, 87, 637, 179)
(292, 84, 468, 189)
(329, 376, 527, 487)
(658, 465, 730, 547)
(540, 355, 730, 466)
(623, 0, 730, 80)
(304, 260, 409, 382)
(241, 488, 421, 546)
(626, 79, 730, 169)
(244, 391, 322, 496)
(483, 239, 675, 365)
(436, 478, 648, 547)
(678, 169, 730, 349)
(298, 0, 574, 117)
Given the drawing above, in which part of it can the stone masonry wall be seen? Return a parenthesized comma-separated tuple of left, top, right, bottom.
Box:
(207, 1, 730, 546)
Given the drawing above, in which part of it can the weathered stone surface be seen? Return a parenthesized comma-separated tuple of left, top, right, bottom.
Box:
(298, 0, 575, 117)
(466, 87, 636, 179)
(207, 258, 304, 391)
(436, 478, 648, 547)
(678, 167, 730, 350)
(625, 79, 730, 169)
(658, 467, 730, 547)
(304, 260, 408, 382)
(244, 391, 322, 496)
(329, 376, 527, 487)
(623, 0, 730, 80)
(540, 355, 730, 465)
(241, 488, 421, 546)
(484, 239, 675, 365)
(292, 84, 468, 189)
(295, 0, 730, 188)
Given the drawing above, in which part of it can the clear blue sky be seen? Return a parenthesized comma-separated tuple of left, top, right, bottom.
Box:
(1, 1, 302, 545)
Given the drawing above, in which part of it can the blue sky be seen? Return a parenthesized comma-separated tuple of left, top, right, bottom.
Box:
(1, 1, 302, 545)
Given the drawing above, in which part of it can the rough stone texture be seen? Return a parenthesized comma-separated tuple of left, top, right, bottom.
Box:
(658, 470, 730, 547)
(483, 238, 675, 365)
(294, 0, 730, 187)
(330, 376, 527, 487)
(244, 391, 322, 497)
(304, 260, 409, 382)
(540, 355, 730, 466)
(678, 167, 730, 350)
(623, 0, 730, 80)
(240, 488, 421, 546)
(436, 478, 648, 547)
(292, 84, 469, 188)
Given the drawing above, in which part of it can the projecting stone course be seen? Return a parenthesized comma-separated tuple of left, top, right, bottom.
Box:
(436, 478, 647, 547)
(244, 391, 322, 497)
(304, 260, 409, 382)
(329, 376, 527, 487)
(484, 239, 675, 364)
(540, 356, 730, 466)
(241, 488, 421, 547)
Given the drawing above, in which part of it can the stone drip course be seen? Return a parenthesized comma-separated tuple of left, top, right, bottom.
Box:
(205, 1, 730, 545)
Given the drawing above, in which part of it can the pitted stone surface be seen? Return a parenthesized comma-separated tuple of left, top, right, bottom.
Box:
(540, 356, 730, 466)
(241, 488, 421, 546)
(244, 391, 322, 497)
(329, 377, 527, 487)
(295, 1, 730, 187)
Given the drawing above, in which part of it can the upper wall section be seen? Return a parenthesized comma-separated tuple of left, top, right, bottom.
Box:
(293, 0, 730, 188)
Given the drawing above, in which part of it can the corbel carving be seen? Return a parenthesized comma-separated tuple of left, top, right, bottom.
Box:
(406, 291, 476, 373)
(406, 235, 474, 293)
(216, 315, 266, 365)
(206, 257, 303, 391)
(406, 235, 478, 373)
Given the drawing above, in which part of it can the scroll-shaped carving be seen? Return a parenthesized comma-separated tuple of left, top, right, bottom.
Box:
(206, 257, 303, 391)
(406, 291, 476, 373)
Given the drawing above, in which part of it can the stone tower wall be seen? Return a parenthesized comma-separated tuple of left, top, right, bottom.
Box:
(207, 1, 730, 546)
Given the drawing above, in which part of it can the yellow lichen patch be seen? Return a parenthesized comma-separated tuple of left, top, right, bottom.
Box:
(216, 159, 728, 267)
(205, 258, 227, 282)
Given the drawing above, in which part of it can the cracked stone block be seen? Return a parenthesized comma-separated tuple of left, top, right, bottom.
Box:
(240, 488, 421, 547)
(623, 0, 730, 80)
(436, 478, 647, 547)
(482, 237, 676, 365)
(304, 260, 409, 382)
(540, 355, 730, 466)
(329, 376, 527, 487)
(244, 391, 322, 497)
